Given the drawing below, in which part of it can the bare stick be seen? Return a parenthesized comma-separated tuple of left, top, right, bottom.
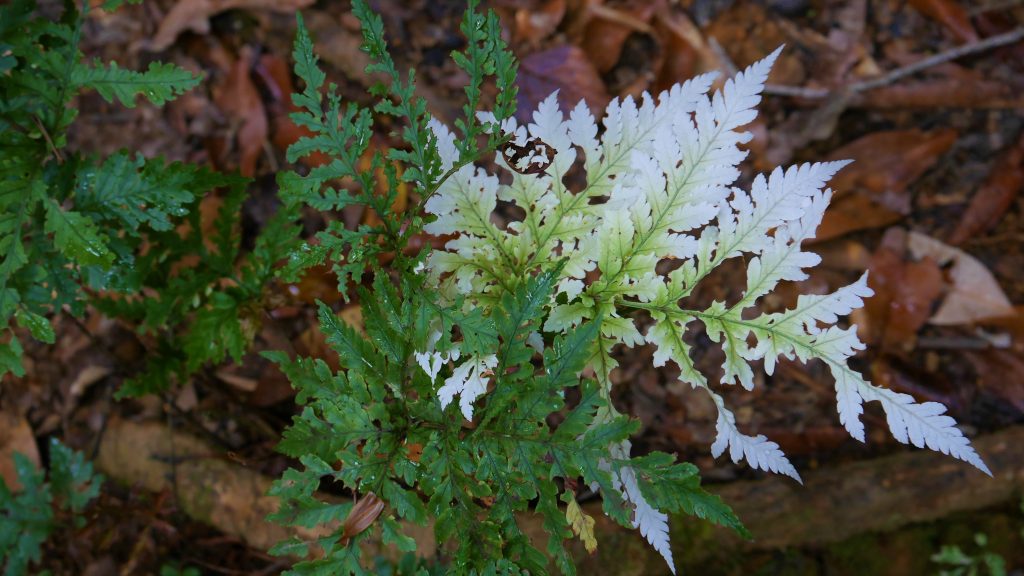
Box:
(765, 26, 1024, 99)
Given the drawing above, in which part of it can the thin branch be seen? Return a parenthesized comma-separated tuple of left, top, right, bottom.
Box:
(765, 26, 1024, 99)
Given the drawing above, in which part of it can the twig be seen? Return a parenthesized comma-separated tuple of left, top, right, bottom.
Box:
(765, 26, 1024, 99)
(969, 0, 1024, 16)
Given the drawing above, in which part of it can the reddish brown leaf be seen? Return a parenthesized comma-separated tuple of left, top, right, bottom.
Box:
(213, 47, 267, 177)
(579, 1, 659, 73)
(0, 411, 39, 491)
(146, 0, 315, 52)
(813, 193, 903, 243)
(908, 0, 979, 43)
(340, 493, 385, 544)
(818, 129, 957, 239)
(950, 133, 1024, 245)
(859, 75, 1024, 109)
(513, 0, 566, 47)
(965, 349, 1024, 414)
(862, 228, 945, 351)
(828, 129, 958, 213)
(907, 232, 1015, 325)
(517, 45, 610, 122)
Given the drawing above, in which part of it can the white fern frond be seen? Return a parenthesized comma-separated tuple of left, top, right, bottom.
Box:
(436, 354, 497, 420)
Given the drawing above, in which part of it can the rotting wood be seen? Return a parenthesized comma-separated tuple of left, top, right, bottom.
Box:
(95, 419, 1024, 573)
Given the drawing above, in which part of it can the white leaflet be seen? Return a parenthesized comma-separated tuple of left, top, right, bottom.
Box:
(620, 464, 675, 574)
(767, 273, 873, 335)
(704, 386, 802, 482)
(829, 361, 991, 475)
(428, 117, 459, 171)
(437, 354, 498, 420)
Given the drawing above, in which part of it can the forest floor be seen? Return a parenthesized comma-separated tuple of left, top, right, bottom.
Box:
(3, 0, 1024, 574)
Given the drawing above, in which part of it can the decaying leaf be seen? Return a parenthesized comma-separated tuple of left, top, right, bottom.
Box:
(0, 411, 39, 491)
(147, 0, 316, 52)
(816, 129, 957, 240)
(907, 231, 1015, 325)
(516, 45, 609, 122)
(212, 47, 267, 177)
(950, 132, 1024, 245)
(566, 498, 598, 553)
(862, 228, 945, 350)
(340, 492, 385, 545)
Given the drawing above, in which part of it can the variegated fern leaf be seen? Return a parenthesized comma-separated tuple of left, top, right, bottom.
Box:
(416, 47, 990, 572)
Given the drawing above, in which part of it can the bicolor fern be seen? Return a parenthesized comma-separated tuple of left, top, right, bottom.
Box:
(418, 48, 990, 572)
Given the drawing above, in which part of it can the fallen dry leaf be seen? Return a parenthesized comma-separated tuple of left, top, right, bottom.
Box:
(828, 128, 958, 213)
(579, 0, 659, 74)
(950, 132, 1024, 245)
(146, 0, 316, 52)
(517, 45, 610, 123)
(907, 231, 1015, 325)
(514, 0, 566, 47)
(908, 0, 979, 43)
(213, 47, 267, 177)
(965, 349, 1024, 415)
(0, 411, 39, 491)
(863, 229, 945, 351)
(340, 493, 385, 544)
(817, 129, 957, 240)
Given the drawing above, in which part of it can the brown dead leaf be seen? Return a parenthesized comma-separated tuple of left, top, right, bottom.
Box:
(213, 47, 267, 177)
(965, 349, 1024, 414)
(814, 193, 903, 243)
(907, 231, 1016, 325)
(862, 228, 945, 351)
(0, 411, 39, 491)
(828, 128, 958, 213)
(908, 0, 979, 43)
(858, 68, 1024, 109)
(579, 1, 659, 74)
(651, 8, 700, 94)
(950, 132, 1024, 245)
(514, 0, 566, 47)
(146, 0, 316, 52)
(340, 493, 385, 545)
(517, 45, 610, 123)
(816, 129, 957, 240)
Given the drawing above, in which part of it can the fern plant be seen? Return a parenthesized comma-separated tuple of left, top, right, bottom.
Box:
(269, 3, 991, 574)
(0, 439, 103, 576)
(0, 0, 300, 395)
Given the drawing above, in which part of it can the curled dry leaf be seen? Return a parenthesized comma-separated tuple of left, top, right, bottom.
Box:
(579, 0, 659, 73)
(950, 132, 1024, 245)
(908, 0, 979, 44)
(340, 492, 385, 545)
(146, 0, 316, 52)
(862, 228, 945, 351)
(815, 129, 957, 241)
(513, 0, 566, 47)
(0, 411, 39, 491)
(213, 47, 267, 177)
(516, 45, 609, 123)
(907, 231, 1015, 325)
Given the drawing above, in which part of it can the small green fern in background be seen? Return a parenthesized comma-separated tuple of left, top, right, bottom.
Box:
(0, 439, 103, 576)
(0, 0, 299, 395)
